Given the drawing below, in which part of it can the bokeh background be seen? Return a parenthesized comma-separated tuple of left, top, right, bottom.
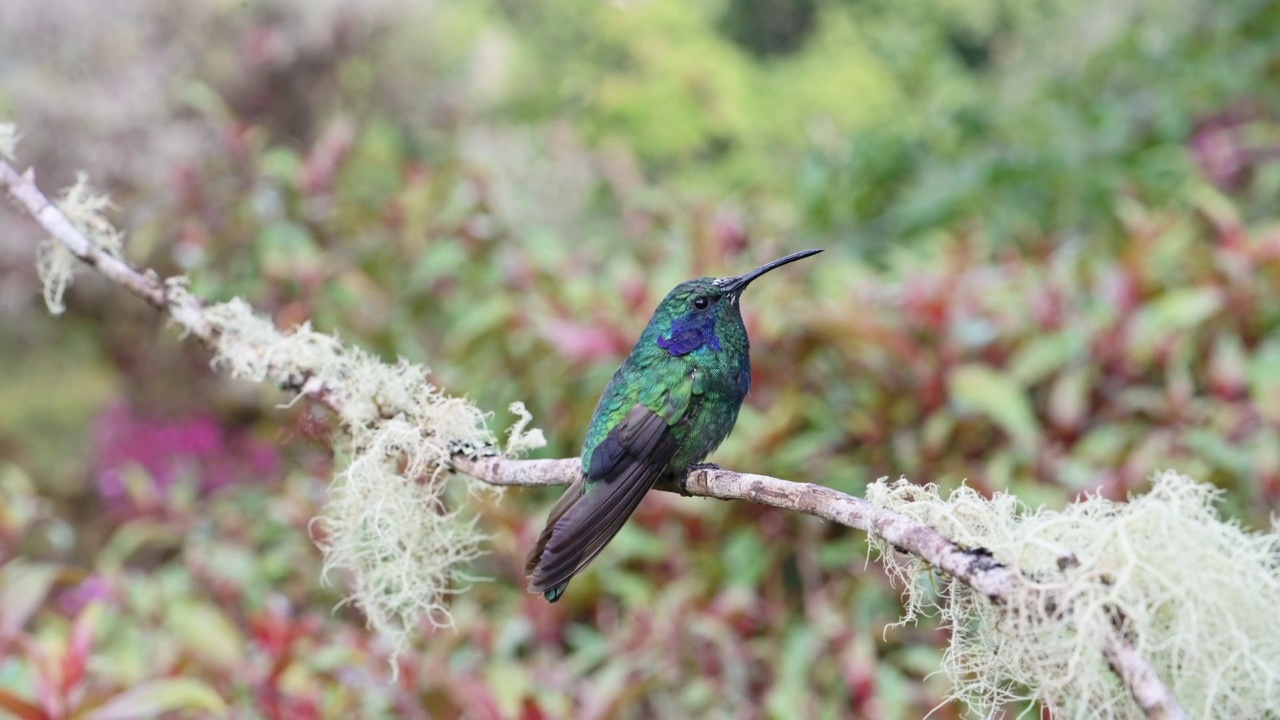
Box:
(1, 0, 1279, 717)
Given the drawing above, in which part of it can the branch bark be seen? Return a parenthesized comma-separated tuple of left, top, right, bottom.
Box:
(1, 157, 1187, 720)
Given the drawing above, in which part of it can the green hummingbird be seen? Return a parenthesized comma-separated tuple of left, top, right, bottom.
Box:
(525, 249, 822, 602)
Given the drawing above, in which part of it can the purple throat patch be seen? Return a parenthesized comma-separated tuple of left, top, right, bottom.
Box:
(658, 315, 720, 356)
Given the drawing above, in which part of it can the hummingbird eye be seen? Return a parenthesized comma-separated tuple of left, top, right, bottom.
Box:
(693, 296, 710, 310)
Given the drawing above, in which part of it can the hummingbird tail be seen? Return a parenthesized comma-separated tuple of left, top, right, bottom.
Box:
(525, 474, 585, 595)
(527, 405, 677, 602)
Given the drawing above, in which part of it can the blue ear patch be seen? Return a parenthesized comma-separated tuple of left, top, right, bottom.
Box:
(658, 313, 721, 356)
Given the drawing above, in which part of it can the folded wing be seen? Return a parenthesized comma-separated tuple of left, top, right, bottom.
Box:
(526, 403, 678, 598)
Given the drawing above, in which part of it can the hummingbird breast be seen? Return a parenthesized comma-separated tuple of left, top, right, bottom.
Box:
(669, 342, 751, 470)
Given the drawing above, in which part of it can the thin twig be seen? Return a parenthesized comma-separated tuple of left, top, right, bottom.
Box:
(1, 162, 215, 342)
(1, 157, 1187, 720)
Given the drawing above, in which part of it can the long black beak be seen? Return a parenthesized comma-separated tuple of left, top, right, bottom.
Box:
(715, 249, 823, 295)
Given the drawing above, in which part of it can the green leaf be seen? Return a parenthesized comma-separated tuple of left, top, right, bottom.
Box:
(1047, 364, 1091, 431)
(1008, 330, 1086, 386)
(337, 119, 405, 205)
(165, 601, 244, 668)
(1127, 287, 1223, 358)
(765, 626, 819, 719)
(97, 521, 182, 572)
(259, 146, 302, 184)
(84, 679, 227, 720)
(1182, 429, 1251, 479)
(722, 529, 769, 588)
(0, 464, 41, 543)
(0, 561, 60, 640)
(949, 363, 1041, 455)
(255, 221, 321, 278)
(1251, 338, 1280, 424)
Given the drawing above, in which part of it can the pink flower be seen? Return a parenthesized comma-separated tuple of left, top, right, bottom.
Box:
(92, 401, 282, 513)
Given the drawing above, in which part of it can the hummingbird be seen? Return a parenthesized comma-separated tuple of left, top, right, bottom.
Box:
(525, 249, 822, 602)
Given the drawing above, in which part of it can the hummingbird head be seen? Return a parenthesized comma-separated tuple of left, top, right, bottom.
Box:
(652, 249, 822, 357)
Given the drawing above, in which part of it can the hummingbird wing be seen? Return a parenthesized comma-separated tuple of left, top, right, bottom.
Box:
(526, 372, 695, 599)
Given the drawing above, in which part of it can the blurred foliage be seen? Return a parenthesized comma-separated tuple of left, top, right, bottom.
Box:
(1, 0, 1279, 716)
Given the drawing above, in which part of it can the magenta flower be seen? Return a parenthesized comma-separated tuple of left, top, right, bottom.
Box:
(92, 401, 282, 512)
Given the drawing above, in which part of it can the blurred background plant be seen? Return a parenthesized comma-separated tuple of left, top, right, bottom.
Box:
(1, 0, 1278, 716)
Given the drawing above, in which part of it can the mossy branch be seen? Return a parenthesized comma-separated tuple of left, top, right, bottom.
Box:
(1, 152, 1199, 719)
(455, 456, 1197, 718)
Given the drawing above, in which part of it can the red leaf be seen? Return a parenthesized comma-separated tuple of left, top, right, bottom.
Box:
(62, 603, 101, 694)
(0, 687, 44, 720)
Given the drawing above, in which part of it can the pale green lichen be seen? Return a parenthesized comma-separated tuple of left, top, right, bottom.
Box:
(504, 401, 546, 456)
(29, 175, 504, 652)
(37, 172, 124, 315)
(200, 298, 538, 657)
(867, 470, 1280, 719)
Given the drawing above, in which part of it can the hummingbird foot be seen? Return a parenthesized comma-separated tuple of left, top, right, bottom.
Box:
(680, 463, 723, 495)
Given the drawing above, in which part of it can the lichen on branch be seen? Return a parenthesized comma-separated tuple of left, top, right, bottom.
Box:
(36, 172, 124, 314)
(200, 298, 542, 654)
(4, 154, 547, 657)
(868, 471, 1280, 718)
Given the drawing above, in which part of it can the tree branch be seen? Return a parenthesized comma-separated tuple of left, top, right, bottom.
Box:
(451, 454, 1187, 719)
(1, 162, 215, 341)
(1, 156, 1186, 720)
